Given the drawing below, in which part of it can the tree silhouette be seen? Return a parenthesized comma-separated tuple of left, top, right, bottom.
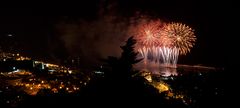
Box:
(119, 36, 142, 78)
(103, 36, 142, 81)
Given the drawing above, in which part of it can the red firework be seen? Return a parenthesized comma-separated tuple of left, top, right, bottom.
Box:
(131, 19, 165, 47)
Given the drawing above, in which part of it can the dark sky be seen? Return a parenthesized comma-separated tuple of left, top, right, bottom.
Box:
(0, 0, 231, 68)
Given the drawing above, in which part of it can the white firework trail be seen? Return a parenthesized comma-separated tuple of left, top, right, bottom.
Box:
(138, 46, 179, 68)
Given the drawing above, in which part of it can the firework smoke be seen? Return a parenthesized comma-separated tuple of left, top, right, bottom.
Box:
(56, 15, 130, 67)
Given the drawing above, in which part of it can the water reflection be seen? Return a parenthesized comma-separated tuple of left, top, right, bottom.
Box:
(159, 67, 177, 77)
(148, 66, 177, 77)
(135, 62, 178, 77)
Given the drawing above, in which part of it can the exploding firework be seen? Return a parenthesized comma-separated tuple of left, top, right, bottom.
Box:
(130, 19, 164, 65)
(162, 23, 196, 55)
(134, 20, 164, 47)
(130, 19, 196, 69)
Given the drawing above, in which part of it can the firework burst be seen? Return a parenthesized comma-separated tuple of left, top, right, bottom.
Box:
(162, 23, 196, 55)
(134, 20, 164, 47)
(130, 19, 196, 69)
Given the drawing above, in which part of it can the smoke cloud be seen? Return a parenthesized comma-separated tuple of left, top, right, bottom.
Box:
(56, 15, 133, 66)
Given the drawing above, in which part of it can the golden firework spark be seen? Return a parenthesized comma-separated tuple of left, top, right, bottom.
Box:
(162, 23, 196, 55)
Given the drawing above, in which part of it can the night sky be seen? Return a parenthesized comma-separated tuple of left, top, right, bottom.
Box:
(0, 0, 230, 68)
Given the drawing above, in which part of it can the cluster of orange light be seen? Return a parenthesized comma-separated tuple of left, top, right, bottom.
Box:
(15, 79, 50, 95)
(14, 78, 84, 95)
(16, 56, 31, 61)
(46, 63, 59, 68)
(141, 71, 187, 103)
